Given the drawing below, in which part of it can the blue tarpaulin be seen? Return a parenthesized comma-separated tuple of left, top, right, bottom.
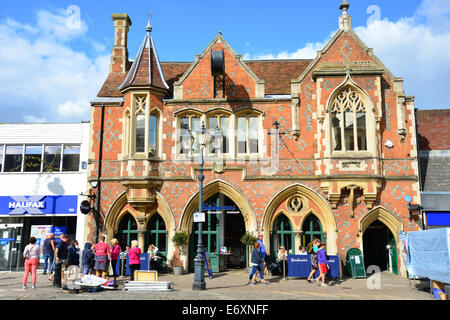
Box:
(408, 228, 450, 283)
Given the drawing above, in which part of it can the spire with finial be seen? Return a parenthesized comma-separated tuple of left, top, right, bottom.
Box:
(340, 0, 350, 13)
(146, 11, 152, 33)
(339, 0, 352, 31)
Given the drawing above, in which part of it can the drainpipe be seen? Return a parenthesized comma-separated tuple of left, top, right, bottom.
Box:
(414, 108, 425, 230)
(95, 104, 105, 243)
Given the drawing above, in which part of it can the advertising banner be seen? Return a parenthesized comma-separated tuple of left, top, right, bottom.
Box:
(30, 225, 52, 263)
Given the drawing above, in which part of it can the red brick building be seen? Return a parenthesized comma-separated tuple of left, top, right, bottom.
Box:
(87, 3, 421, 276)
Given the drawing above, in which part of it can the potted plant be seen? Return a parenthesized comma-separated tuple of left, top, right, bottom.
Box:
(240, 232, 258, 273)
(171, 231, 189, 275)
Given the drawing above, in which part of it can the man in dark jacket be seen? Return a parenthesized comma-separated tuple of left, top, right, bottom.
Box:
(54, 234, 69, 287)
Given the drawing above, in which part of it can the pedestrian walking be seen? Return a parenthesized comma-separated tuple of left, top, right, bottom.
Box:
(67, 240, 80, 268)
(128, 240, 141, 281)
(53, 234, 69, 287)
(94, 236, 111, 279)
(81, 242, 95, 276)
(306, 238, 321, 283)
(109, 238, 121, 283)
(253, 232, 266, 281)
(317, 243, 329, 286)
(22, 237, 41, 289)
(248, 241, 269, 285)
(42, 233, 55, 275)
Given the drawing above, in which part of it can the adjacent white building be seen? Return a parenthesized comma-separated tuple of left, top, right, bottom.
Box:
(0, 122, 90, 271)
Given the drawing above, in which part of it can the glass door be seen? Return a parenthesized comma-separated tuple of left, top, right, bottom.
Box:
(0, 228, 15, 271)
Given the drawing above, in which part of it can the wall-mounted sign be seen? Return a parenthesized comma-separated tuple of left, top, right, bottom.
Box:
(194, 212, 205, 223)
(0, 195, 78, 216)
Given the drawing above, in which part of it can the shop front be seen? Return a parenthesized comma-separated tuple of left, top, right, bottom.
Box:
(0, 195, 79, 271)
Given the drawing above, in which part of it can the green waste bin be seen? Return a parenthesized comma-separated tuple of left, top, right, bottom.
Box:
(345, 248, 366, 278)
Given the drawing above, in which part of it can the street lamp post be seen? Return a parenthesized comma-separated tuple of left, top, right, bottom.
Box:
(182, 122, 222, 290)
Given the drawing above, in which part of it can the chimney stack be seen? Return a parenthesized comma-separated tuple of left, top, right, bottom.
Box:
(111, 14, 132, 74)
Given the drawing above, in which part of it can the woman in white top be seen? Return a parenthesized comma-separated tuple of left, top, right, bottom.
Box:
(23, 237, 41, 289)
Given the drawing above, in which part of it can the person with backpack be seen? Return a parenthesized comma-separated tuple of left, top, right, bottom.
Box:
(81, 242, 95, 276)
(306, 238, 321, 283)
(22, 237, 41, 289)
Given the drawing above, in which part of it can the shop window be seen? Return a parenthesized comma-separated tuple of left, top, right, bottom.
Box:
(4, 145, 23, 172)
(62, 145, 80, 172)
(330, 86, 367, 152)
(43, 145, 62, 172)
(24, 145, 42, 172)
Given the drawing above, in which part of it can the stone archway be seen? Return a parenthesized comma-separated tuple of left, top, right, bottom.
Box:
(359, 206, 403, 276)
(262, 183, 338, 255)
(104, 191, 176, 255)
(179, 179, 257, 272)
(179, 179, 257, 233)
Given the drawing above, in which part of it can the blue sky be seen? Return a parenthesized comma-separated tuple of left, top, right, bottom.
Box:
(1, 0, 449, 122)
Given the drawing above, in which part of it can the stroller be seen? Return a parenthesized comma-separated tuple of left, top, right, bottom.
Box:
(264, 255, 281, 276)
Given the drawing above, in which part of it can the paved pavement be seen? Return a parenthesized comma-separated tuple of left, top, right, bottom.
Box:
(0, 268, 434, 300)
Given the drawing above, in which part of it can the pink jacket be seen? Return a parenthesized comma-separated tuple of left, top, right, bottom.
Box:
(110, 245, 121, 261)
(128, 247, 141, 265)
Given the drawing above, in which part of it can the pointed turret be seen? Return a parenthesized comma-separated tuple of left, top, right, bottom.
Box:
(120, 16, 169, 92)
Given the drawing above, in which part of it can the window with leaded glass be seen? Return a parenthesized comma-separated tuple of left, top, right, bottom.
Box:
(271, 214, 294, 257)
(301, 214, 324, 247)
(330, 86, 367, 152)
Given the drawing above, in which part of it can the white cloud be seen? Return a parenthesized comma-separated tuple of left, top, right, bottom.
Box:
(0, 8, 110, 123)
(245, 0, 450, 109)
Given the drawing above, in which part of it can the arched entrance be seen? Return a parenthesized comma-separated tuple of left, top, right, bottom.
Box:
(363, 220, 398, 275)
(180, 180, 257, 273)
(188, 193, 246, 273)
(360, 207, 402, 275)
(262, 183, 338, 255)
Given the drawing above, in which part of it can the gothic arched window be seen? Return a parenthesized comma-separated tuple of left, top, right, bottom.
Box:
(330, 86, 367, 152)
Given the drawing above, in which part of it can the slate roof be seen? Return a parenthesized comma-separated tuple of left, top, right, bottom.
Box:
(417, 109, 450, 192)
(119, 27, 169, 92)
(97, 59, 312, 98)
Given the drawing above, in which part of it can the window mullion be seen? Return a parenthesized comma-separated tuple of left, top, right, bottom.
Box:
(353, 110, 358, 152)
(340, 112, 345, 152)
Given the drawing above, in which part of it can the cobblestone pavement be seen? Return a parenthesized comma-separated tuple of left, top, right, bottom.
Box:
(0, 269, 433, 300)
